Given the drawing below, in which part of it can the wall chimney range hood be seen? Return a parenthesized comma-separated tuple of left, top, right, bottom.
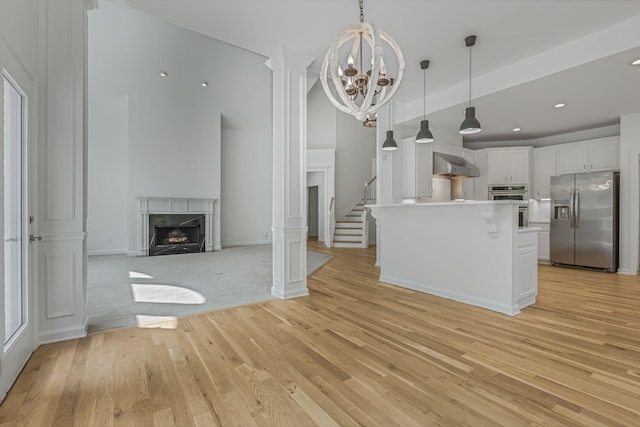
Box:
(433, 152, 480, 178)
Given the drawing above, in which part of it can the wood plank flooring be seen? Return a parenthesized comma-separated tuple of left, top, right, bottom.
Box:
(1, 241, 639, 426)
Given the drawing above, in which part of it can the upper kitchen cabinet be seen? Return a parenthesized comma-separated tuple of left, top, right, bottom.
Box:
(556, 136, 619, 175)
(486, 147, 533, 185)
(533, 146, 556, 199)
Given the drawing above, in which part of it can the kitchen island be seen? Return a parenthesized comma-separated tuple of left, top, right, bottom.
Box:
(368, 201, 538, 315)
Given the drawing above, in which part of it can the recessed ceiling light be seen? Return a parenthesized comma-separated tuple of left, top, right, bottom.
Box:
(512, 127, 521, 132)
(554, 103, 566, 108)
(159, 71, 168, 77)
(632, 58, 640, 66)
(201, 82, 208, 87)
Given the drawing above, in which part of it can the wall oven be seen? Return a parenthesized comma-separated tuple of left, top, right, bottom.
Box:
(489, 185, 529, 227)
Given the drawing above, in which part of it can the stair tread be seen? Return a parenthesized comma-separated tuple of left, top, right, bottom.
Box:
(337, 220, 362, 223)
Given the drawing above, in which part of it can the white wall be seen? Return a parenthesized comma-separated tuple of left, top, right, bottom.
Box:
(0, 0, 38, 79)
(88, 1, 271, 250)
(308, 82, 336, 149)
(87, 95, 129, 254)
(619, 112, 640, 275)
(221, 127, 271, 246)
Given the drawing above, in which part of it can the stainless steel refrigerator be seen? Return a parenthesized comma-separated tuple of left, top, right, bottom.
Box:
(550, 171, 619, 272)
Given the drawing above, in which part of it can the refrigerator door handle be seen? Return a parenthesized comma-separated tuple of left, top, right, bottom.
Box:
(574, 188, 580, 229)
(569, 188, 574, 229)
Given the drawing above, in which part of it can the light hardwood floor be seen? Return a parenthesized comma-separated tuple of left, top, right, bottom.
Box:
(1, 241, 639, 426)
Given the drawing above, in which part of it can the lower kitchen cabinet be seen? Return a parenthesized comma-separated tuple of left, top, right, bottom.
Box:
(530, 221, 550, 262)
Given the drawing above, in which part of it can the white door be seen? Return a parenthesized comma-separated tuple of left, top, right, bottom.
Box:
(1, 71, 34, 401)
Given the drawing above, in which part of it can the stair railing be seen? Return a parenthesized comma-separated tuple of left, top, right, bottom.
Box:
(363, 176, 377, 205)
(328, 196, 335, 248)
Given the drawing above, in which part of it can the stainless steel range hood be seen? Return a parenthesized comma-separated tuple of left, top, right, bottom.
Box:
(433, 152, 480, 178)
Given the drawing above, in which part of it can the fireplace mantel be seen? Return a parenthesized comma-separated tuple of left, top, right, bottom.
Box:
(135, 196, 219, 256)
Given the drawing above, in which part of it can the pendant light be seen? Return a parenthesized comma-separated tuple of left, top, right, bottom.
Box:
(382, 104, 398, 151)
(459, 35, 482, 135)
(416, 59, 434, 143)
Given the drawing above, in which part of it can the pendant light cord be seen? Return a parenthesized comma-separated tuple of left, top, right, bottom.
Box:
(468, 46, 472, 108)
(360, 0, 364, 23)
(423, 68, 426, 121)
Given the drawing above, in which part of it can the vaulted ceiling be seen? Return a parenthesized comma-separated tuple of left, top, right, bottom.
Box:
(112, 0, 640, 145)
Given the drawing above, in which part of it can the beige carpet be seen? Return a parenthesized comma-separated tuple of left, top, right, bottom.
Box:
(87, 244, 331, 332)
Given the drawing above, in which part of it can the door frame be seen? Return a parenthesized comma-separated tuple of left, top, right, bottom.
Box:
(0, 40, 38, 402)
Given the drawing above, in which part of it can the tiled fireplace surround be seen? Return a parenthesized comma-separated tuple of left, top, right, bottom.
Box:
(135, 197, 219, 256)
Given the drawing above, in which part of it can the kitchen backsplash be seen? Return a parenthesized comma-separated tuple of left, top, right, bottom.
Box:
(528, 199, 551, 222)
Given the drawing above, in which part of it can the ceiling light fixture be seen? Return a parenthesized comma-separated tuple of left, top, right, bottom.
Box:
(382, 105, 398, 151)
(321, 0, 405, 127)
(512, 127, 521, 132)
(159, 71, 168, 77)
(201, 82, 208, 87)
(631, 58, 640, 66)
(416, 60, 434, 143)
(459, 35, 481, 135)
(554, 103, 566, 108)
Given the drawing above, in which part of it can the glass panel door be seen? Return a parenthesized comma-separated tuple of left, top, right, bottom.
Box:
(3, 76, 26, 347)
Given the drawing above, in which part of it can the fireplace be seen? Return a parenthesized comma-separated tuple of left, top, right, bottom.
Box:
(135, 197, 218, 257)
(149, 214, 205, 256)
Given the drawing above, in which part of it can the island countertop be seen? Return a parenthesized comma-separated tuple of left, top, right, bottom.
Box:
(368, 201, 538, 316)
(367, 200, 527, 208)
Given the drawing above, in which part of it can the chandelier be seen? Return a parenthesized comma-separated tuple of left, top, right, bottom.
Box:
(320, 0, 405, 127)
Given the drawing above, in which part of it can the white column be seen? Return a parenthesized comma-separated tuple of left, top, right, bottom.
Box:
(266, 46, 314, 299)
(618, 112, 640, 275)
(36, 0, 89, 343)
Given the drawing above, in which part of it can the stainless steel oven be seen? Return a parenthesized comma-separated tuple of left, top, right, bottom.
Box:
(489, 185, 529, 227)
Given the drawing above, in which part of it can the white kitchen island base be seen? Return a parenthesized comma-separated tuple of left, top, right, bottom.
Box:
(369, 201, 538, 316)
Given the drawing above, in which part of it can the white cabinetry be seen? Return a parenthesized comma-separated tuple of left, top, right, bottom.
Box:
(556, 136, 619, 175)
(529, 221, 550, 262)
(399, 137, 433, 199)
(461, 149, 475, 199)
(487, 147, 532, 185)
(533, 146, 556, 199)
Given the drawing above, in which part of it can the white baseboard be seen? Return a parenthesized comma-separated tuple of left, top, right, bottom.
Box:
(271, 286, 309, 300)
(39, 324, 87, 345)
(380, 274, 520, 316)
(222, 240, 271, 248)
(88, 248, 128, 256)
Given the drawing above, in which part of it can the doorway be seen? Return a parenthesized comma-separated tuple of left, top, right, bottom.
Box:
(1, 71, 34, 400)
(308, 186, 319, 239)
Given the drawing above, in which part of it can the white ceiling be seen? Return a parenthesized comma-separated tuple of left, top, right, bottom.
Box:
(113, 0, 640, 145)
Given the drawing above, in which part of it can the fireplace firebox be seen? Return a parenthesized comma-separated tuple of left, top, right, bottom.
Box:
(149, 214, 205, 256)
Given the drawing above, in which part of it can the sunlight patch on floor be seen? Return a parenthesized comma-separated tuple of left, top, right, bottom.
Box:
(129, 271, 154, 279)
(130, 283, 206, 304)
(135, 315, 178, 329)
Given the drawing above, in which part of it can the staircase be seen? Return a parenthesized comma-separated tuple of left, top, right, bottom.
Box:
(333, 202, 367, 248)
(330, 176, 376, 248)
